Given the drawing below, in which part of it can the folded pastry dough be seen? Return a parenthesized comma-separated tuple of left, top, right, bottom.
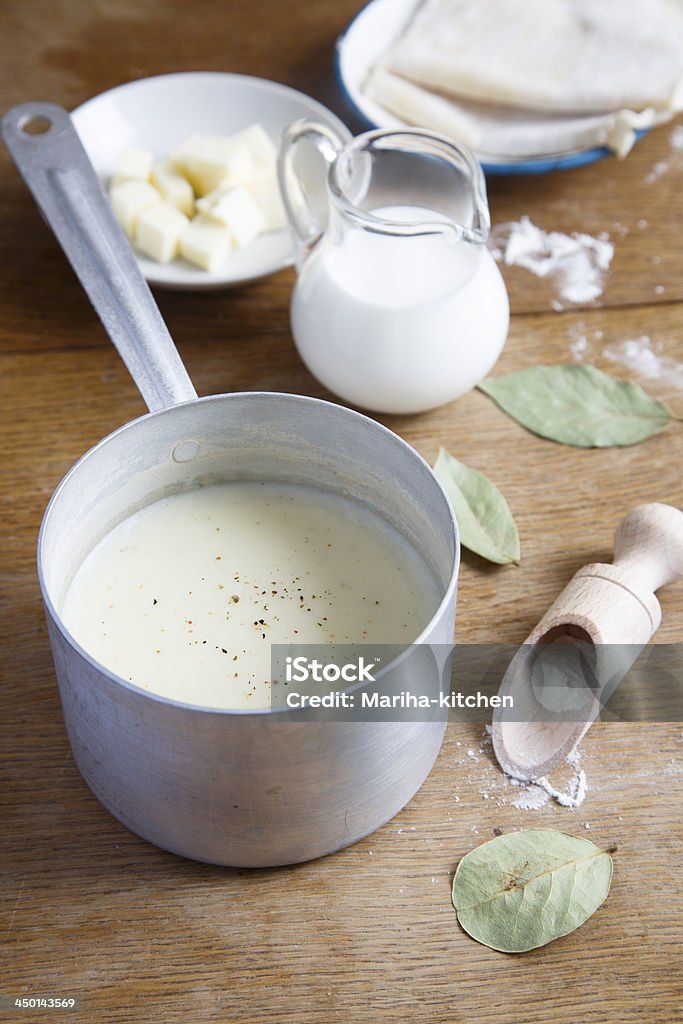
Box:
(365, 67, 667, 159)
(381, 0, 683, 115)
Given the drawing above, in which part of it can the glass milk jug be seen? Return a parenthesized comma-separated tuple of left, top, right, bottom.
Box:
(278, 124, 509, 415)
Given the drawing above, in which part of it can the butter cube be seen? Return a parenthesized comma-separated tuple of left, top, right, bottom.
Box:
(151, 161, 194, 217)
(180, 214, 233, 271)
(196, 185, 265, 247)
(109, 179, 162, 238)
(135, 201, 189, 263)
(112, 147, 154, 185)
(246, 169, 288, 232)
(232, 123, 278, 171)
(171, 134, 253, 197)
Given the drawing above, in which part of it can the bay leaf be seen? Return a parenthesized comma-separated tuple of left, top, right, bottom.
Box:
(478, 364, 673, 447)
(452, 828, 614, 953)
(433, 448, 520, 565)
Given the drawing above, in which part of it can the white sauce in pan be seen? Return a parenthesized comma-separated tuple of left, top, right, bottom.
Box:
(61, 482, 440, 709)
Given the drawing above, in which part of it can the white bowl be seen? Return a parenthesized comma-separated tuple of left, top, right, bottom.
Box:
(71, 72, 351, 290)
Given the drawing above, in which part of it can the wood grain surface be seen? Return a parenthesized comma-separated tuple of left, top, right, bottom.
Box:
(1, 2, 682, 1023)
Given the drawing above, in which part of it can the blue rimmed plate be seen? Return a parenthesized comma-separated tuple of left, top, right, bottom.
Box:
(335, 0, 647, 176)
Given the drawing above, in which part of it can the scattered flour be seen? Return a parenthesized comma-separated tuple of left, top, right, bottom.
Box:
(456, 727, 589, 811)
(568, 321, 604, 361)
(512, 785, 551, 811)
(490, 215, 613, 304)
(644, 160, 669, 185)
(569, 324, 683, 389)
(508, 744, 588, 809)
(571, 333, 590, 358)
(604, 335, 683, 387)
(644, 123, 683, 183)
(510, 766, 588, 810)
(566, 748, 582, 769)
(534, 768, 588, 809)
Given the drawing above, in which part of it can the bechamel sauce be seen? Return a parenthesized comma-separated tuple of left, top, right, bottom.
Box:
(60, 482, 441, 710)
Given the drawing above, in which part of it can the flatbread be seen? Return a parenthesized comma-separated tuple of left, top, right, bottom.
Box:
(364, 67, 666, 159)
(381, 0, 683, 114)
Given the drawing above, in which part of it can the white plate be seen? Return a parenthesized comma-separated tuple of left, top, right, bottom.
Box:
(336, 0, 646, 175)
(336, 0, 419, 134)
(72, 72, 351, 289)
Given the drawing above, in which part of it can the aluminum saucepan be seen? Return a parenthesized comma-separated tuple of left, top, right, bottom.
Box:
(2, 102, 459, 867)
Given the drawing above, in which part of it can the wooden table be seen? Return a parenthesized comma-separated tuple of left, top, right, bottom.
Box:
(1, 3, 681, 1022)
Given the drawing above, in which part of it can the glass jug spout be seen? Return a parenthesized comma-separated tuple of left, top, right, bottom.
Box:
(277, 122, 492, 269)
(330, 128, 490, 246)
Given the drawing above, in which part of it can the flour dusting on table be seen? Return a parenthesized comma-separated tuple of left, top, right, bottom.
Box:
(490, 215, 613, 304)
(604, 336, 683, 387)
(508, 748, 588, 810)
(644, 122, 683, 183)
(454, 727, 590, 811)
(569, 322, 683, 388)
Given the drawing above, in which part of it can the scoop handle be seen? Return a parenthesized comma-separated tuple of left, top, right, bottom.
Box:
(1, 102, 197, 413)
(492, 502, 683, 781)
(613, 502, 683, 594)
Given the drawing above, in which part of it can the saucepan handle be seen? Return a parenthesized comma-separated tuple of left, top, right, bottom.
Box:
(1, 102, 197, 412)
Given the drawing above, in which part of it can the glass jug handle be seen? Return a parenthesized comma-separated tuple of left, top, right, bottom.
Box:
(277, 119, 344, 268)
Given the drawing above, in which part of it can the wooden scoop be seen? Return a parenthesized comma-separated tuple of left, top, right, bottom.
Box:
(492, 503, 683, 781)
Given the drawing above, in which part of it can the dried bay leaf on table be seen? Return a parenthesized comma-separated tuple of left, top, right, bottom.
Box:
(433, 448, 520, 565)
(452, 828, 615, 953)
(478, 364, 674, 447)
